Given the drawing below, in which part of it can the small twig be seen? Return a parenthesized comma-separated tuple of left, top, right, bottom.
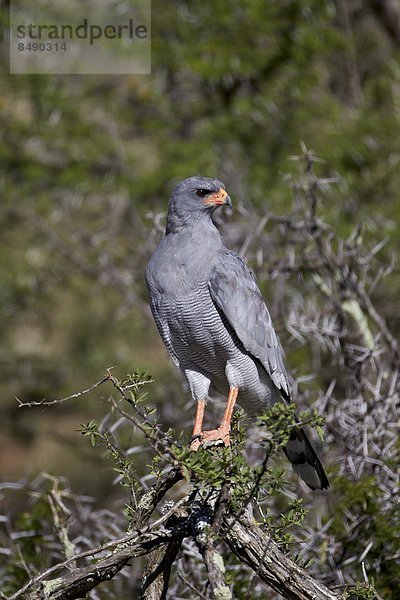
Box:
(48, 491, 76, 567)
(177, 572, 208, 600)
(121, 380, 154, 391)
(356, 283, 399, 361)
(16, 375, 110, 407)
(108, 395, 182, 465)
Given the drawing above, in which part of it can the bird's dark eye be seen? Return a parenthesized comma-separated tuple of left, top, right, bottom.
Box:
(195, 189, 210, 197)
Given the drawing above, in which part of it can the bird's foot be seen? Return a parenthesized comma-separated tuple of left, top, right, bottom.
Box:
(189, 427, 230, 451)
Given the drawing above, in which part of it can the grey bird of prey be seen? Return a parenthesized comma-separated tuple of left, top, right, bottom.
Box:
(146, 176, 329, 490)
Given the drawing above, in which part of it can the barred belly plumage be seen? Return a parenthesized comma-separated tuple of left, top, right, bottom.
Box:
(160, 284, 278, 413)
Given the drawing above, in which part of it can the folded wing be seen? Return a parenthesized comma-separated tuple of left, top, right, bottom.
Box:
(208, 250, 291, 400)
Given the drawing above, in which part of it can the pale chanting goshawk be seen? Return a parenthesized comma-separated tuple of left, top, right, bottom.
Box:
(146, 176, 329, 490)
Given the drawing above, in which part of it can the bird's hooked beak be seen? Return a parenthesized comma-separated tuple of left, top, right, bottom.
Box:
(203, 187, 232, 209)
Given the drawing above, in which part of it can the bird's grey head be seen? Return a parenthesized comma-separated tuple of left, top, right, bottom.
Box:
(166, 176, 232, 233)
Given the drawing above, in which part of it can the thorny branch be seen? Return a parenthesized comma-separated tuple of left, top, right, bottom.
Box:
(15, 375, 111, 407)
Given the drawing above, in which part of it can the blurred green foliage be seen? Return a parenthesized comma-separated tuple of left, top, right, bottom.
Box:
(331, 474, 400, 596)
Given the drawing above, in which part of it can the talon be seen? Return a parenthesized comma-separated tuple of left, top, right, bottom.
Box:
(202, 427, 231, 447)
(189, 434, 202, 452)
(190, 427, 231, 451)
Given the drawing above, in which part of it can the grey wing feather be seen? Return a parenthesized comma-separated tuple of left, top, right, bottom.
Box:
(148, 292, 180, 368)
(208, 250, 291, 399)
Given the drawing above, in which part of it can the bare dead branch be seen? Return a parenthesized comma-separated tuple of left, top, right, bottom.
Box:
(24, 528, 183, 600)
(225, 509, 342, 600)
(16, 375, 110, 407)
(140, 539, 183, 600)
(193, 493, 232, 600)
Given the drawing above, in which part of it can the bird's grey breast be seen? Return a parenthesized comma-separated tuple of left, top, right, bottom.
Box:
(146, 228, 223, 297)
(146, 226, 228, 367)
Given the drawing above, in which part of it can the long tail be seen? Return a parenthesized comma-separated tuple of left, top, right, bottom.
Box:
(284, 427, 329, 490)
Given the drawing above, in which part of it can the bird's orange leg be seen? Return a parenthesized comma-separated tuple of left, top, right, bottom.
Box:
(190, 399, 206, 451)
(190, 387, 238, 451)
